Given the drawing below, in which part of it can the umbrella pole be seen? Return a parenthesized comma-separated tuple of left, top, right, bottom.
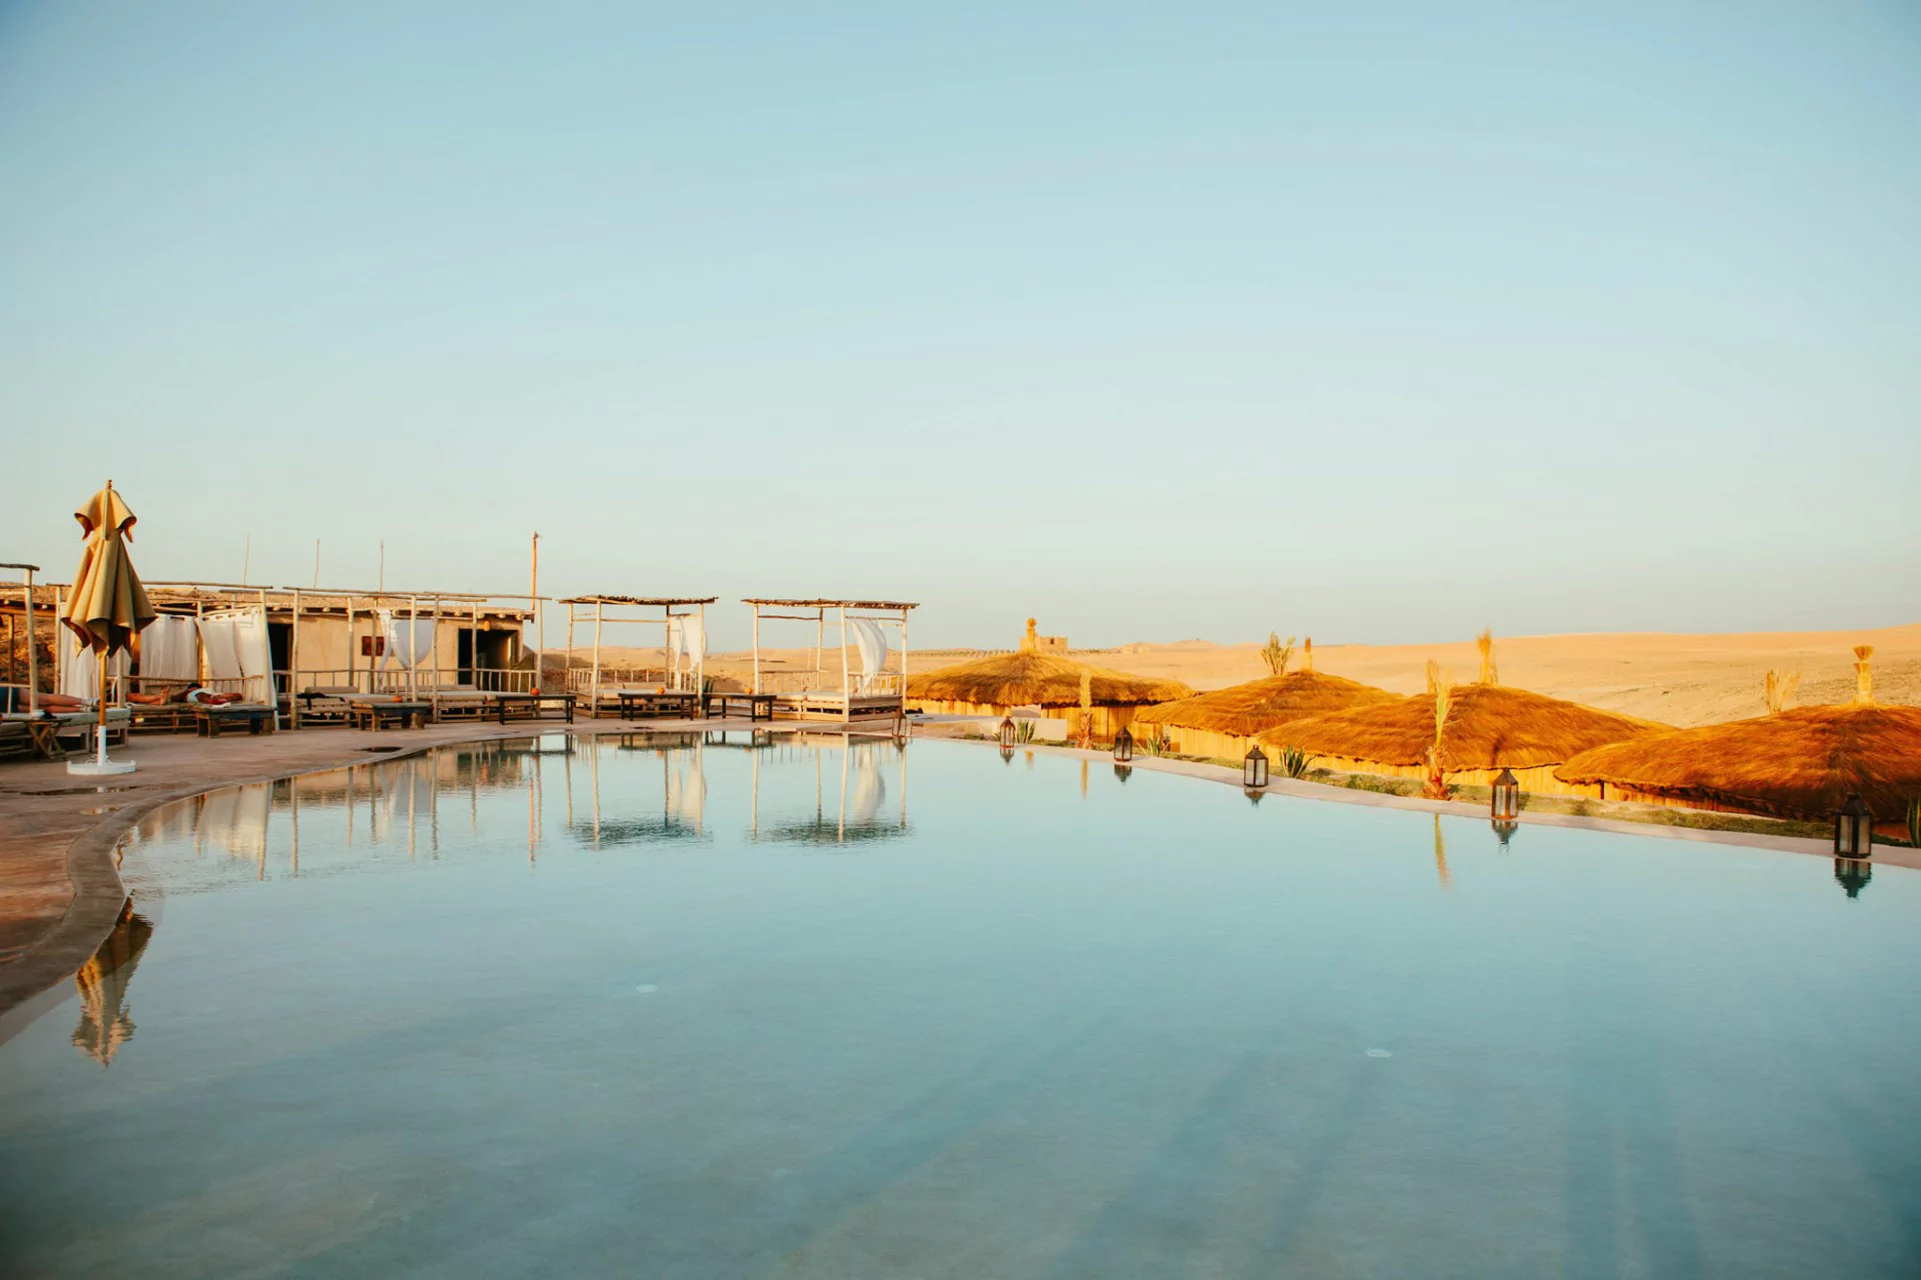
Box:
(97, 645, 108, 765)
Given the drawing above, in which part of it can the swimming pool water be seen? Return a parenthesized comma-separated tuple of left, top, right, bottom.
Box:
(2, 732, 1917, 1277)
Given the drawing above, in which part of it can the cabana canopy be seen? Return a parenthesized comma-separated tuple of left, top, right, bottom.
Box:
(1133, 671, 1401, 736)
(562, 595, 718, 712)
(1261, 684, 1666, 770)
(907, 650, 1192, 709)
(742, 598, 915, 720)
(1554, 704, 1921, 821)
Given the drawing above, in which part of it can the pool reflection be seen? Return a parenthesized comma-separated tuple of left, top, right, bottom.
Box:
(123, 730, 915, 884)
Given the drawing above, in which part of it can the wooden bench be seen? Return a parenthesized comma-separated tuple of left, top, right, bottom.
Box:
(613, 690, 700, 720)
(703, 692, 775, 722)
(194, 705, 278, 738)
(348, 700, 433, 731)
(490, 692, 577, 724)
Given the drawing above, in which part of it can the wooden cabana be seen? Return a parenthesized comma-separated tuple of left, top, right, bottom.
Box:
(562, 595, 717, 718)
(1262, 684, 1668, 797)
(906, 620, 1192, 738)
(1554, 704, 1921, 827)
(1, 562, 46, 714)
(1131, 671, 1403, 763)
(744, 598, 915, 723)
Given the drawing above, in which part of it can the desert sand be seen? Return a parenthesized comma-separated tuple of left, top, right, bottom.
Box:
(560, 624, 1921, 729)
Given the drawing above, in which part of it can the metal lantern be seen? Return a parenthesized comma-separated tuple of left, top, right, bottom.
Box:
(998, 716, 1016, 748)
(1113, 727, 1133, 764)
(1833, 793, 1872, 859)
(1834, 858, 1872, 900)
(1490, 767, 1520, 822)
(1244, 745, 1269, 791)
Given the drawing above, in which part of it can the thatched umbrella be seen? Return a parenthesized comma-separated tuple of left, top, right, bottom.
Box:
(1554, 705, 1921, 823)
(906, 650, 1192, 737)
(63, 481, 155, 775)
(1132, 671, 1403, 761)
(1260, 684, 1668, 796)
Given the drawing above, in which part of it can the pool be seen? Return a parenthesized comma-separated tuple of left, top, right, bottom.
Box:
(2, 732, 1917, 1277)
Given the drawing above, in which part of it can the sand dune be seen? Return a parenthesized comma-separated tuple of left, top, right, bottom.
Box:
(554, 624, 1919, 729)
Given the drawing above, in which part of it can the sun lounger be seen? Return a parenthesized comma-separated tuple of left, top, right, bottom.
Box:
(193, 704, 279, 737)
(0, 721, 33, 760)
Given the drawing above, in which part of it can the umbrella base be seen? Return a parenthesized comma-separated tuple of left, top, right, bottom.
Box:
(68, 759, 136, 776)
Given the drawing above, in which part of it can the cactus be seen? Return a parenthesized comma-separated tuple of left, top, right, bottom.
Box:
(1277, 744, 1311, 778)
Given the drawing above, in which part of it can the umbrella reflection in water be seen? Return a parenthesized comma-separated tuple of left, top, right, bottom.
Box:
(71, 899, 155, 1067)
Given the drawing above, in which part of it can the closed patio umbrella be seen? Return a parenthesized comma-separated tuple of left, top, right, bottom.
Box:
(63, 480, 155, 775)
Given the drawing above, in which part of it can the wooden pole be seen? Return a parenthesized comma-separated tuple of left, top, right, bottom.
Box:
(838, 606, 850, 722)
(530, 531, 540, 693)
(751, 604, 760, 695)
(408, 594, 419, 701)
(23, 567, 36, 715)
(566, 601, 575, 696)
(592, 600, 603, 714)
(290, 587, 301, 729)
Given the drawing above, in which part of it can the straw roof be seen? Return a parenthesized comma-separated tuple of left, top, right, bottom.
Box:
(1258, 684, 1666, 769)
(1133, 671, 1402, 736)
(1554, 704, 1921, 821)
(906, 651, 1192, 708)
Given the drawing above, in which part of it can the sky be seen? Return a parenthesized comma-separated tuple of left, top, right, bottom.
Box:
(3, 2, 1917, 651)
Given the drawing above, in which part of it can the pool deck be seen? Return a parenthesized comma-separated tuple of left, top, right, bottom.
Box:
(2, 720, 1913, 1028)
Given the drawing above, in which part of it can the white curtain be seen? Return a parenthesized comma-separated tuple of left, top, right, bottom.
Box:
(378, 610, 436, 670)
(200, 610, 273, 703)
(850, 741, 884, 823)
(677, 614, 706, 661)
(138, 616, 200, 683)
(200, 783, 271, 859)
(61, 643, 128, 702)
(850, 618, 889, 691)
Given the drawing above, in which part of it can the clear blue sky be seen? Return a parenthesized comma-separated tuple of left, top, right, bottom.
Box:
(4, 2, 1917, 650)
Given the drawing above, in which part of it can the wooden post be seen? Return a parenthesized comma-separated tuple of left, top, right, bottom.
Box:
(591, 599, 604, 715)
(838, 606, 851, 723)
(471, 599, 480, 691)
(899, 606, 910, 724)
(696, 601, 707, 716)
(23, 567, 36, 715)
(52, 585, 63, 699)
(530, 531, 541, 694)
(565, 601, 575, 697)
(408, 595, 420, 702)
(752, 604, 761, 695)
(290, 587, 302, 729)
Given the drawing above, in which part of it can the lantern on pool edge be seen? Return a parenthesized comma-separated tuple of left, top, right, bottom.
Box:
(1243, 745, 1269, 791)
(1490, 768, 1520, 822)
(1112, 727, 1133, 764)
(1833, 793, 1872, 859)
(997, 716, 1017, 748)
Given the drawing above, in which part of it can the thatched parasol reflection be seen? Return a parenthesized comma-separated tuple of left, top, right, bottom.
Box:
(71, 899, 155, 1067)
